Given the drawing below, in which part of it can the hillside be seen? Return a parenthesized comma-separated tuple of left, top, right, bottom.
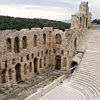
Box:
(0, 15, 71, 31)
(92, 19, 100, 24)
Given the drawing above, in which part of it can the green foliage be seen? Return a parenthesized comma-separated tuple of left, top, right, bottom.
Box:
(0, 15, 71, 31)
(92, 19, 100, 24)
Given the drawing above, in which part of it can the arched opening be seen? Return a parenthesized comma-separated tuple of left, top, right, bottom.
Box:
(86, 18, 88, 28)
(44, 57, 46, 66)
(46, 49, 48, 54)
(22, 36, 27, 49)
(1, 70, 6, 83)
(80, 17, 82, 28)
(29, 62, 32, 72)
(8, 69, 12, 80)
(14, 37, 20, 53)
(6, 38, 12, 52)
(71, 61, 78, 73)
(56, 34, 61, 44)
(43, 33, 46, 44)
(74, 38, 77, 49)
(34, 35, 37, 47)
(34, 58, 38, 73)
(15, 64, 21, 83)
(55, 55, 61, 70)
(24, 64, 27, 74)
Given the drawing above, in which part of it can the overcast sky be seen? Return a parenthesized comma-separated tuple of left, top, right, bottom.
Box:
(0, 0, 99, 20)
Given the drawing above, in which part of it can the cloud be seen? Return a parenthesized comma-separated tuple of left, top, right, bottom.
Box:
(0, 0, 99, 20)
(0, 4, 73, 20)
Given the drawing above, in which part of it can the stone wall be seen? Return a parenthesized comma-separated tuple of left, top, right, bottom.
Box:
(71, 2, 91, 29)
(0, 1, 91, 88)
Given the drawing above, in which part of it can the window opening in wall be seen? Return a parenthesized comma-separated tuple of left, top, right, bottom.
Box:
(24, 64, 27, 74)
(6, 38, 12, 52)
(29, 62, 32, 72)
(46, 49, 48, 54)
(86, 18, 88, 28)
(21, 56, 23, 62)
(44, 57, 46, 66)
(1, 70, 6, 83)
(27, 54, 29, 60)
(34, 58, 38, 73)
(55, 55, 61, 70)
(22, 36, 27, 49)
(5, 61, 7, 68)
(15, 63, 21, 83)
(56, 34, 61, 44)
(74, 38, 77, 49)
(70, 61, 78, 73)
(14, 37, 20, 53)
(80, 17, 82, 28)
(43, 33, 46, 44)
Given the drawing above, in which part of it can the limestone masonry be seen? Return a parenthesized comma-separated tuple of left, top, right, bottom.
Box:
(0, 2, 91, 88)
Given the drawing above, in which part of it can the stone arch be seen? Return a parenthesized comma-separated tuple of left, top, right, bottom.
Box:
(43, 33, 46, 44)
(71, 61, 78, 73)
(6, 38, 12, 52)
(56, 34, 61, 44)
(86, 18, 88, 28)
(46, 49, 48, 54)
(15, 63, 21, 83)
(14, 37, 20, 53)
(34, 35, 37, 47)
(22, 36, 27, 49)
(55, 55, 61, 70)
(8, 69, 12, 80)
(24, 64, 27, 74)
(44, 56, 46, 66)
(29, 62, 32, 72)
(74, 38, 77, 48)
(34, 58, 38, 73)
(1, 70, 6, 83)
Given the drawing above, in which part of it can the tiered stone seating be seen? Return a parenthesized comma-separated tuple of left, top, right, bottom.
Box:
(38, 84, 85, 100)
(70, 50, 100, 100)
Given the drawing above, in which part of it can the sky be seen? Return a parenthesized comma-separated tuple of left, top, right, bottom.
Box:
(0, 0, 99, 21)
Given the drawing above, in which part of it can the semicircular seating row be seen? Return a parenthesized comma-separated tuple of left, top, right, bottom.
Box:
(70, 50, 100, 100)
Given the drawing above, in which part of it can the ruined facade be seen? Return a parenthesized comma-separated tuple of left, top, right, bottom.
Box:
(71, 2, 91, 29)
(0, 2, 91, 87)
